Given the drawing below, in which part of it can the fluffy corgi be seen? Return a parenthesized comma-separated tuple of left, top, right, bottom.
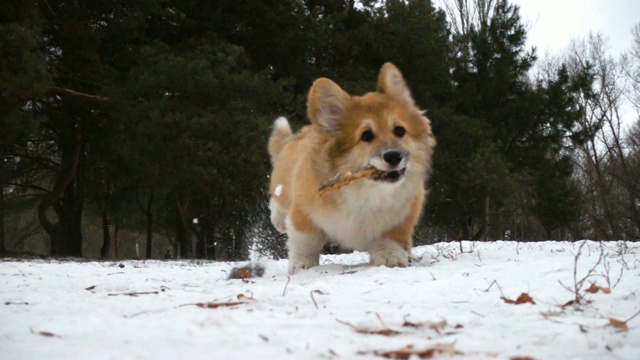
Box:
(268, 63, 435, 274)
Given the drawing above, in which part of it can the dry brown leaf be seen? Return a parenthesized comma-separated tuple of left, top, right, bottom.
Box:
(376, 342, 458, 359)
(337, 314, 401, 336)
(607, 318, 628, 331)
(584, 283, 611, 294)
(319, 167, 383, 196)
(511, 357, 537, 360)
(501, 293, 536, 305)
(560, 300, 576, 309)
(228, 263, 265, 280)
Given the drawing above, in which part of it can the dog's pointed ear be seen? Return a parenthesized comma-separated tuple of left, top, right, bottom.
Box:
(377, 62, 414, 106)
(308, 78, 350, 132)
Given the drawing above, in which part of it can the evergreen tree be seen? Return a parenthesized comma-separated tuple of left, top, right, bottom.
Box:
(428, 0, 593, 239)
(0, 3, 51, 253)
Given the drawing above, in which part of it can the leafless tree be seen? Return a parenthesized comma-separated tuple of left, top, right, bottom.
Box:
(565, 31, 640, 240)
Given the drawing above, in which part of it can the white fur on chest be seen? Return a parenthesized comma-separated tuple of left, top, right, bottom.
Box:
(313, 180, 414, 251)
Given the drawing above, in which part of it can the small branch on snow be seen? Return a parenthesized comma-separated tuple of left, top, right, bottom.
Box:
(108, 291, 159, 297)
(310, 290, 327, 309)
(624, 309, 640, 324)
(483, 280, 506, 298)
(282, 276, 290, 296)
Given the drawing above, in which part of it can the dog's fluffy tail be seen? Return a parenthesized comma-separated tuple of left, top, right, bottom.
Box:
(268, 117, 292, 162)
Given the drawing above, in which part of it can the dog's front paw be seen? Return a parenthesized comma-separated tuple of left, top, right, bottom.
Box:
(288, 255, 320, 274)
(369, 239, 409, 267)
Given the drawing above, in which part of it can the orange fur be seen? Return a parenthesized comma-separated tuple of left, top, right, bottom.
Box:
(268, 63, 436, 274)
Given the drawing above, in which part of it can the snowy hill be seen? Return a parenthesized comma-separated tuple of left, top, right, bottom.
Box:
(1, 241, 639, 359)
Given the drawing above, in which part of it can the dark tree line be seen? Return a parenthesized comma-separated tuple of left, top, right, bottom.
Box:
(1, 0, 638, 259)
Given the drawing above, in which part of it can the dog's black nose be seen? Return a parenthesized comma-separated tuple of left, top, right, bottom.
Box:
(383, 150, 403, 166)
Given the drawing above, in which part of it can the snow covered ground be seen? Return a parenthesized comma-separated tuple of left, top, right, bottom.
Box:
(1, 241, 639, 360)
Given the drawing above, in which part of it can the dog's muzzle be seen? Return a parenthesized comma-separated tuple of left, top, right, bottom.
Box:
(371, 149, 408, 183)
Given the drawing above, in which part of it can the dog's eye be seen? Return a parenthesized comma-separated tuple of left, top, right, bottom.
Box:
(393, 126, 406, 138)
(360, 129, 375, 143)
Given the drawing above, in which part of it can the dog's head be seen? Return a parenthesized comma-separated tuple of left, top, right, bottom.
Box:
(307, 63, 435, 185)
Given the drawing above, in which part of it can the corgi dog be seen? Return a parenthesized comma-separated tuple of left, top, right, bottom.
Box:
(268, 63, 435, 274)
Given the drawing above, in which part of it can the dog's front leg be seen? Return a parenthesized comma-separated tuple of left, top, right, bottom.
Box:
(286, 206, 325, 274)
(369, 195, 421, 267)
(287, 228, 325, 274)
(368, 238, 409, 267)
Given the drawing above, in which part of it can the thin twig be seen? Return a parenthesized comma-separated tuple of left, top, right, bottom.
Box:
(624, 309, 640, 324)
(282, 276, 291, 296)
(310, 290, 326, 309)
(484, 280, 506, 297)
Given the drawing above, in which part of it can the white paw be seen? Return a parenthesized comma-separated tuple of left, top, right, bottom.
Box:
(286, 227, 325, 274)
(369, 239, 409, 267)
(288, 255, 320, 274)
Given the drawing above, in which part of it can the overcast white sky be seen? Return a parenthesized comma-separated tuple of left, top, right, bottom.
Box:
(514, 0, 639, 57)
(434, 0, 639, 57)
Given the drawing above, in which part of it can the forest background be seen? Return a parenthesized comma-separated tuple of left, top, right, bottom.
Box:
(1, 0, 639, 260)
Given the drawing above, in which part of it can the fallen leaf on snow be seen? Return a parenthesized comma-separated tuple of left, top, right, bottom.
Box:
(337, 314, 401, 336)
(501, 293, 536, 305)
(228, 263, 265, 280)
(584, 282, 611, 294)
(194, 293, 255, 309)
(605, 309, 640, 331)
(511, 357, 537, 360)
(607, 318, 628, 331)
(370, 342, 459, 359)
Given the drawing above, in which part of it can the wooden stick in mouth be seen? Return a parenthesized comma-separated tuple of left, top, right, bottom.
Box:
(318, 167, 384, 196)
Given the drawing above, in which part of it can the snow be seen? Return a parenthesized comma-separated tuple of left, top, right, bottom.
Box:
(1, 241, 639, 360)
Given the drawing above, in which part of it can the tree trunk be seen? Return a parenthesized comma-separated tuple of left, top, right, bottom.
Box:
(176, 199, 192, 259)
(136, 186, 154, 259)
(99, 211, 110, 259)
(38, 126, 84, 257)
(145, 190, 153, 259)
(195, 200, 210, 259)
(60, 185, 84, 257)
(114, 218, 119, 259)
(473, 195, 490, 241)
(0, 179, 5, 254)
(0, 165, 5, 253)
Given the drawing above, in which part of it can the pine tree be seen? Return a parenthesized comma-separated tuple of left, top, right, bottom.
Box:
(429, 0, 593, 240)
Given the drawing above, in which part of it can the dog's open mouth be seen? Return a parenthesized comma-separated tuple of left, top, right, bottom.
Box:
(372, 168, 406, 183)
